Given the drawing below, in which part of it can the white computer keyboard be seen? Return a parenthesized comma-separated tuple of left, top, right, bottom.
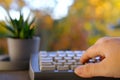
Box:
(29, 51, 119, 80)
(39, 51, 101, 72)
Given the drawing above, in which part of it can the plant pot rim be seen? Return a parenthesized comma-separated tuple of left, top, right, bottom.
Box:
(7, 36, 40, 40)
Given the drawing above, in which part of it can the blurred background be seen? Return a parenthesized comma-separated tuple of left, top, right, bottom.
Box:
(0, 0, 120, 54)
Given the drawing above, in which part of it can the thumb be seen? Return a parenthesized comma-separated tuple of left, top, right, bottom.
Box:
(74, 62, 106, 78)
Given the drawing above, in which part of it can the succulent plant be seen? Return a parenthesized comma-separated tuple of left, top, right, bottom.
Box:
(0, 10, 35, 39)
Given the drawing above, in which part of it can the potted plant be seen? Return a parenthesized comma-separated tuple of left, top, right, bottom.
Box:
(0, 10, 40, 62)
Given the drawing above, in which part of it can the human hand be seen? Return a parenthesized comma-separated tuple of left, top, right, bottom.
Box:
(74, 37, 120, 78)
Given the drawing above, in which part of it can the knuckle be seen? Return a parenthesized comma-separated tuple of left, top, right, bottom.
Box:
(88, 44, 99, 52)
(96, 37, 111, 44)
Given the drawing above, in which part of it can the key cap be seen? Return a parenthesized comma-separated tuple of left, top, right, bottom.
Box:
(73, 56, 80, 61)
(66, 51, 75, 57)
(52, 62, 63, 66)
(41, 56, 53, 60)
(67, 60, 76, 63)
(64, 57, 72, 60)
(70, 65, 78, 70)
(41, 59, 53, 63)
(64, 62, 73, 67)
(49, 52, 57, 57)
(57, 51, 66, 57)
(39, 51, 48, 57)
(74, 51, 83, 57)
(40, 65, 55, 71)
(54, 57, 63, 61)
(74, 62, 82, 65)
(41, 62, 52, 66)
(57, 60, 66, 63)
(57, 65, 69, 71)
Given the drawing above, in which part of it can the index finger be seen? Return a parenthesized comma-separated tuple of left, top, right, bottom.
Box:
(80, 44, 105, 64)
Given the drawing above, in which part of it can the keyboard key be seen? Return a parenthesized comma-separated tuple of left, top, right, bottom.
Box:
(57, 65, 69, 71)
(64, 57, 72, 60)
(70, 65, 78, 70)
(41, 62, 52, 66)
(66, 51, 75, 57)
(74, 62, 82, 65)
(49, 52, 57, 57)
(67, 60, 76, 63)
(39, 51, 48, 57)
(74, 51, 83, 57)
(54, 57, 63, 61)
(41, 59, 53, 63)
(52, 62, 63, 66)
(57, 51, 67, 57)
(57, 60, 66, 63)
(73, 56, 80, 61)
(40, 65, 55, 71)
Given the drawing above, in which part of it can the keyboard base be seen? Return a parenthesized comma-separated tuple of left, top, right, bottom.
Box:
(29, 53, 120, 80)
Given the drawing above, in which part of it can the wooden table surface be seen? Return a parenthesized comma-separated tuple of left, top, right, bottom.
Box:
(0, 71, 30, 80)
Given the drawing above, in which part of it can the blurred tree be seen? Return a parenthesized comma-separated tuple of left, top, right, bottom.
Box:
(69, 0, 120, 46)
(1, 0, 120, 51)
(0, 0, 13, 9)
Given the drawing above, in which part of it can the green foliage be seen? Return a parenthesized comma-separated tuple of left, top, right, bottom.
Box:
(0, 11, 35, 39)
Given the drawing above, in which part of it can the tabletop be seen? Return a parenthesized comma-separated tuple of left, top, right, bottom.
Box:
(0, 71, 30, 80)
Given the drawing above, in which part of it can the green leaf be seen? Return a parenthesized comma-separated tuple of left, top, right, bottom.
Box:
(0, 9, 35, 39)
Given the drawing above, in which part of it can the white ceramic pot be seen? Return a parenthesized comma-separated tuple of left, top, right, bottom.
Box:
(7, 37, 40, 62)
